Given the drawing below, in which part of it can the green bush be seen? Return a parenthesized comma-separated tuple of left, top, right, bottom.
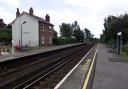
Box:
(52, 38, 62, 45)
(52, 37, 77, 45)
(123, 43, 128, 54)
(63, 37, 77, 44)
(0, 29, 12, 41)
(107, 39, 115, 45)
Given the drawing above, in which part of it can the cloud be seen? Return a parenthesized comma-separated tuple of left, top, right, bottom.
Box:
(64, 0, 109, 10)
(34, 8, 78, 31)
(65, 0, 128, 16)
(1, 0, 128, 38)
(64, 0, 128, 37)
(33, 8, 102, 37)
(0, 7, 15, 23)
(0, 0, 20, 7)
(23, 0, 41, 8)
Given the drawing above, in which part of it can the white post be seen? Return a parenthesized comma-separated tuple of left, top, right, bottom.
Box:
(117, 32, 122, 55)
(11, 40, 15, 54)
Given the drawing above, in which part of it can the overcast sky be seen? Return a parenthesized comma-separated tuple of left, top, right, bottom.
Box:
(0, 0, 128, 38)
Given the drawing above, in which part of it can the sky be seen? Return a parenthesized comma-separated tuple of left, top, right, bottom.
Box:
(0, 0, 128, 38)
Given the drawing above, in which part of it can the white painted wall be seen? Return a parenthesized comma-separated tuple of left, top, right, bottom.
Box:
(12, 17, 20, 46)
(12, 13, 39, 47)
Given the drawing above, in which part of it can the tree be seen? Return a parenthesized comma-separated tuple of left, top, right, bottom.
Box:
(0, 28, 12, 41)
(70, 21, 84, 42)
(84, 28, 91, 39)
(120, 14, 128, 43)
(53, 30, 58, 38)
(59, 21, 90, 43)
(59, 23, 72, 37)
(6, 24, 12, 29)
(84, 28, 94, 43)
(101, 14, 128, 44)
(101, 15, 121, 44)
(71, 20, 79, 30)
(73, 26, 84, 42)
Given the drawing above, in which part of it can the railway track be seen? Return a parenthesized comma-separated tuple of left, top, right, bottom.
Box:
(0, 44, 94, 89)
(0, 44, 81, 73)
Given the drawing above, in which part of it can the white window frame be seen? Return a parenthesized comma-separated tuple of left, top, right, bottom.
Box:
(41, 36, 44, 44)
(49, 37, 52, 43)
(49, 26, 52, 32)
(41, 24, 44, 31)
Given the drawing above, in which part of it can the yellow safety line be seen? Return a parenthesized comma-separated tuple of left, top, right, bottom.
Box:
(82, 45, 98, 89)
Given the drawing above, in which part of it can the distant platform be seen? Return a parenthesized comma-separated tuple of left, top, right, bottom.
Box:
(0, 43, 82, 62)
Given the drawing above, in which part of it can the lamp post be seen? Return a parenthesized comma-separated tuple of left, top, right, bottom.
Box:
(117, 32, 122, 55)
(21, 21, 26, 50)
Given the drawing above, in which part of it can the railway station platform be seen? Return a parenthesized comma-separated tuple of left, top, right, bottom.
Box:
(92, 44, 128, 89)
(0, 43, 81, 62)
(54, 43, 128, 89)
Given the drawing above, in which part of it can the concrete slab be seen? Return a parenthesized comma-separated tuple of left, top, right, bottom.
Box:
(92, 44, 128, 89)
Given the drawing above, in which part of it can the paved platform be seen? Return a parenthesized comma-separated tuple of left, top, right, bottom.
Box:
(92, 44, 128, 89)
(0, 43, 81, 62)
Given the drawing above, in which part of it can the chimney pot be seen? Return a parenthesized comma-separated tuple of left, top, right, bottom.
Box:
(16, 8, 20, 17)
(45, 14, 50, 22)
(29, 7, 33, 15)
(0, 19, 3, 23)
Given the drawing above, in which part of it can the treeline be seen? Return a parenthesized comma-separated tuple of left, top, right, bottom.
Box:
(100, 14, 128, 54)
(101, 14, 128, 45)
(53, 21, 95, 45)
(0, 24, 12, 45)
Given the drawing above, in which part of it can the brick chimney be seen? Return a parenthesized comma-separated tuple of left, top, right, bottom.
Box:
(0, 19, 6, 28)
(16, 8, 20, 17)
(45, 14, 50, 22)
(29, 7, 33, 15)
(0, 19, 3, 23)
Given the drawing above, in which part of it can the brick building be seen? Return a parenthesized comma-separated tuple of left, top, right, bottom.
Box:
(11, 7, 54, 47)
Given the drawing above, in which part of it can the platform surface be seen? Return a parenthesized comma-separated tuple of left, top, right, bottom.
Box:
(92, 44, 128, 89)
(0, 43, 81, 62)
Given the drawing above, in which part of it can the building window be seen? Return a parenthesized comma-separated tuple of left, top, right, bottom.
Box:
(41, 24, 44, 31)
(41, 36, 44, 44)
(49, 26, 52, 32)
(49, 37, 52, 43)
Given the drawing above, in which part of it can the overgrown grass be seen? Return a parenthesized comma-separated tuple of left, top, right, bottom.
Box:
(0, 46, 11, 53)
(122, 43, 128, 55)
(121, 52, 128, 59)
(121, 42, 128, 59)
